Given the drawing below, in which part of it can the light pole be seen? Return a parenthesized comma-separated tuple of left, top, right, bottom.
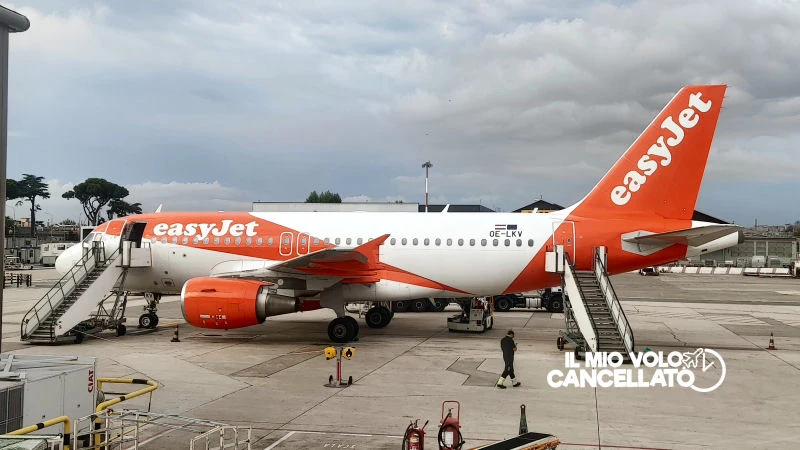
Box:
(43, 211, 52, 226)
(0, 5, 31, 354)
(422, 160, 432, 212)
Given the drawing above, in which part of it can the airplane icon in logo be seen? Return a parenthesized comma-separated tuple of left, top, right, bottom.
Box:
(682, 348, 715, 372)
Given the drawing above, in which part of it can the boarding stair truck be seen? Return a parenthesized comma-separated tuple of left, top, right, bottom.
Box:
(492, 288, 565, 313)
(547, 245, 634, 359)
(20, 220, 153, 344)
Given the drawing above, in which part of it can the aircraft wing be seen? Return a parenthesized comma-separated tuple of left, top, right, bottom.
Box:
(209, 234, 389, 279)
(622, 224, 741, 247)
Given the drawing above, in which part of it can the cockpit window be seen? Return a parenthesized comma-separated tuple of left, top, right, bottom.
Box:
(82, 232, 96, 243)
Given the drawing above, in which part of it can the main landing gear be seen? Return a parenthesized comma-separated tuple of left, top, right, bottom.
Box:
(364, 305, 393, 329)
(328, 316, 360, 343)
(326, 305, 393, 343)
(138, 293, 161, 329)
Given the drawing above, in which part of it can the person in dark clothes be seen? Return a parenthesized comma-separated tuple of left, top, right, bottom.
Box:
(497, 330, 521, 388)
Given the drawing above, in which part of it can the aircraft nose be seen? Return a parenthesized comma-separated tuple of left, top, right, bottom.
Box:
(55, 244, 81, 275)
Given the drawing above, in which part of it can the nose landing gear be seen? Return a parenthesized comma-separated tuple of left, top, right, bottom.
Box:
(138, 293, 161, 329)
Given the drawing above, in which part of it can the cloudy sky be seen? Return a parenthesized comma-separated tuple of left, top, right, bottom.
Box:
(6, 0, 800, 225)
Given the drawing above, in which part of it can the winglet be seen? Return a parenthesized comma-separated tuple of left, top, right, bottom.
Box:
(154, 204, 163, 213)
(441, 204, 450, 213)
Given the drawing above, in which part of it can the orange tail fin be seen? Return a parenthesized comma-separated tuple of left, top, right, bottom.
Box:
(575, 85, 727, 220)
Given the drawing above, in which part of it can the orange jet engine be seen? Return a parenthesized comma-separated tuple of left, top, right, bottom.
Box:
(181, 277, 300, 330)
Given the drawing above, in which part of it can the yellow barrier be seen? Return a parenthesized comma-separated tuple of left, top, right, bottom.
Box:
(93, 377, 159, 448)
(7, 415, 72, 450)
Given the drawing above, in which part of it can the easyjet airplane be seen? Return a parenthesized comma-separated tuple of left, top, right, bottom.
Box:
(56, 85, 741, 343)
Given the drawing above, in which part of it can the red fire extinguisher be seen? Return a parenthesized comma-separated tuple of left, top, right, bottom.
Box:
(438, 401, 464, 450)
(402, 419, 428, 450)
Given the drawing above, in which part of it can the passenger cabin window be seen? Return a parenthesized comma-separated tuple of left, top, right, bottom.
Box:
(214, 237, 220, 245)
(390, 238, 396, 245)
(172, 237, 178, 244)
(357, 238, 363, 245)
(192, 237, 199, 245)
(324, 238, 330, 245)
(469, 239, 475, 246)
(161, 237, 167, 244)
(267, 237, 274, 246)
(446, 238, 452, 246)
(346, 238, 352, 245)
(504, 239, 510, 246)
(516, 239, 522, 247)
(528, 239, 534, 247)
(435, 238, 441, 246)
(182, 237, 189, 245)
(236, 237, 242, 245)
(335, 238, 341, 245)
(424, 238, 430, 246)
(257, 237, 263, 245)
(481, 239, 487, 246)
(493, 239, 499, 246)
(313, 238, 320, 246)
(412, 238, 418, 246)
(246, 237, 252, 245)
(225, 237, 231, 245)
(458, 239, 464, 246)
(203, 237, 209, 245)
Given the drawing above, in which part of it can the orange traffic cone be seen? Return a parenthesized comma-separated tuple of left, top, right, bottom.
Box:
(171, 324, 181, 343)
(768, 332, 776, 350)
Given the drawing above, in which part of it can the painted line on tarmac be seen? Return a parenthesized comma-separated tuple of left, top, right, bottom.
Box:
(264, 431, 296, 449)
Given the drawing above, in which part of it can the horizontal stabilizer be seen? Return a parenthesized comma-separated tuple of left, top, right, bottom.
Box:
(622, 224, 742, 247)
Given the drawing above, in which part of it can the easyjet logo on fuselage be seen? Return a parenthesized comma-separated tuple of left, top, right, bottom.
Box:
(610, 91, 712, 206)
(153, 220, 258, 239)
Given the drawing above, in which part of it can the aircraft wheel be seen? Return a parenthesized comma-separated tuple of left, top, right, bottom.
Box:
(74, 332, 84, 344)
(410, 299, 428, 313)
(494, 296, 513, 312)
(557, 336, 566, 351)
(365, 308, 386, 328)
(139, 313, 157, 329)
(549, 296, 564, 313)
(433, 299, 448, 312)
(328, 318, 352, 343)
(116, 324, 127, 337)
(151, 315, 159, 328)
(347, 376, 353, 386)
(391, 301, 410, 313)
(343, 316, 359, 338)
(378, 306, 392, 325)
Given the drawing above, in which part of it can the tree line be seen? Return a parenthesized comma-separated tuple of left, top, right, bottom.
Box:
(6, 175, 141, 236)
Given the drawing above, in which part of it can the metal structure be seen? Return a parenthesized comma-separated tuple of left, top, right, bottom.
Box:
(0, 5, 31, 353)
(550, 246, 634, 356)
(72, 410, 251, 450)
(20, 242, 129, 343)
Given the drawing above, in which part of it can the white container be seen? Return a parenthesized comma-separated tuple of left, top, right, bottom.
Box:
(0, 355, 96, 436)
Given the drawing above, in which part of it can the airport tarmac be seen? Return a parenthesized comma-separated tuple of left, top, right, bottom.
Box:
(2, 269, 800, 449)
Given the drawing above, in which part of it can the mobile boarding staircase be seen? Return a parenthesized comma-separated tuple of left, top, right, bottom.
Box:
(548, 245, 634, 357)
(21, 239, 151, 344)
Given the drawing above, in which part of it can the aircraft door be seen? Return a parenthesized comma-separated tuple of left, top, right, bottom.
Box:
(297, 232, 310, 255)
(552, 221, 576, 264)
(280, 232, 293, 256)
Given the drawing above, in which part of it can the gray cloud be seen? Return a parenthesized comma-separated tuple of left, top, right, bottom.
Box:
(7, 0, 800, 224)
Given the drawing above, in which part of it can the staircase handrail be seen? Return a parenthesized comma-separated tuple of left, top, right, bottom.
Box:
(593, 250, 635, 353)
(562, 252, 599, 352)
(20, 242, 117, 340)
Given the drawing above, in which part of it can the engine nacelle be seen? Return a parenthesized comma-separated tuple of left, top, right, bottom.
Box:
(181, 277, 300, 330)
